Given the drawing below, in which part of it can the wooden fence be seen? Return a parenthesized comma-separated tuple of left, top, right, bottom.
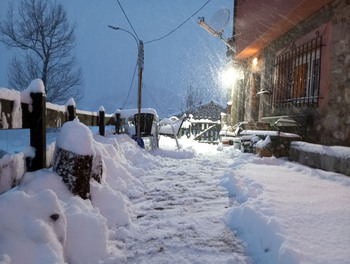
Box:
(0, 91, 117, 172)
(1, 89, 223, 179)
(179, 116, 221, 144)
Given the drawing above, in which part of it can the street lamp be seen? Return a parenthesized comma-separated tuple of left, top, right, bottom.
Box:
(108, 25, 144, 138)
(219, 66, 244, 87)
(220, 67, 237, 88)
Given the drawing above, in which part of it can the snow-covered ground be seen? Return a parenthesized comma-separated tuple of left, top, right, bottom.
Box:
(0, 119, 350, 264)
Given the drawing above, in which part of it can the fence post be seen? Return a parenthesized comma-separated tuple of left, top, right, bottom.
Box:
(115, 113, 121, 134)
(197, 124, 201, 140)
(180, 128, 184, 137)
(67, 104, 76, 121)
(29, 92, 46, 171)
(99, 106, 105, 136)
(205, 123, 209, 142)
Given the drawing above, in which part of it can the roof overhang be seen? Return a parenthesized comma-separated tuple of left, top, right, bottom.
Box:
(235, 0, 333, 59)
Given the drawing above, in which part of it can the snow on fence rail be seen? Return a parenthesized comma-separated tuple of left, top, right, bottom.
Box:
(0, 87, 117, 193)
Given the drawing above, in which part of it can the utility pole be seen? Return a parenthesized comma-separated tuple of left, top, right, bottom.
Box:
(137, 40, 144, 138)
(108, 25, 144, 139)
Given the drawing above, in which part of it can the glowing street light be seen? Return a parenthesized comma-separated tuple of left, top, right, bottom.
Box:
(219, 66, 244, 87)
(220, 67, 237, 87)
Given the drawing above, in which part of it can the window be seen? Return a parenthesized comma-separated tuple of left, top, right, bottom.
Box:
(273, 31, 323, 108)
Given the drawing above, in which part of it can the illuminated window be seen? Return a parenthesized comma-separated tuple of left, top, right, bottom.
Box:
(273, 31, 322, 108)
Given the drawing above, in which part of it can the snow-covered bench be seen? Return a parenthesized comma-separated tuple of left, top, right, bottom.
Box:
(240, 130, 302, 157)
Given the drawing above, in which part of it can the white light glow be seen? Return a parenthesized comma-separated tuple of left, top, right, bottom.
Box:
(219, 67, 243, 87)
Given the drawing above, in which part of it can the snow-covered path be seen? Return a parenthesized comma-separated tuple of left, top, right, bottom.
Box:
(125, 150, 249, 263)
(1, 127, 349, 264)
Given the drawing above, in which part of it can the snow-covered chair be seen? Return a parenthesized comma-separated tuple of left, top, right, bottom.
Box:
(115, 108, 159, 150)
(134, 113, 154, 137)
(159, 114, 186, 149)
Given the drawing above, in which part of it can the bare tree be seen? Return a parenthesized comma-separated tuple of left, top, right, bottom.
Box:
(0, 0, 83, 103)
(182, 84, 203, 115)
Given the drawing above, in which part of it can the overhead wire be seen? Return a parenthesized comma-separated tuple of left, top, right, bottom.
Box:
(142, 83, 167, 117)
(144, 0, 213, 44)
(120, 59, 138, 109)
(115, 0, 214, 114)
(116, 0, 140, 41)
(114, 0, 140, 108)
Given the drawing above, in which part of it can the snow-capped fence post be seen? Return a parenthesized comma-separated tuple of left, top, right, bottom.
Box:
(29, 92, 46, 171)
(98, 106, 105, 136)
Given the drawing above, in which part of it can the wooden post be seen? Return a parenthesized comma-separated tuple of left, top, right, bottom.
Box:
(99, 109, 105, 136)
(54, 147, 92, 199)
(29, 92, 46, 171)
(205, 123, 209, 142)
(180, 128, 184, 137)
(67, 105, 76, 121)
(137, 40, 144, 138)
(197, 124, 201, 140)
(115, 113, 121, 134)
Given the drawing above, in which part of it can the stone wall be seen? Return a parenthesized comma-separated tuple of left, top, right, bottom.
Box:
(259, 0, 350, 146)
(290, 141, 350, 176)
(323, 0, 350, 146)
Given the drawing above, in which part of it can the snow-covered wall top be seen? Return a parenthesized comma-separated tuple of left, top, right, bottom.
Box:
(291, 141, 350, 159)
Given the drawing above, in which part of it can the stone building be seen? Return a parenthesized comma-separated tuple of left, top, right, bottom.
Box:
(228, 0, 350, 146)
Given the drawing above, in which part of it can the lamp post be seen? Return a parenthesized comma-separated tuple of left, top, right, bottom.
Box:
(108, 25, 144, 138)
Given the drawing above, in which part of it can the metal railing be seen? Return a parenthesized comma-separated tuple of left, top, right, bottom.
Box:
(273, 31, 323, 108)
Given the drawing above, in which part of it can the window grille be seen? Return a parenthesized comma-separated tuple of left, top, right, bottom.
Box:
(273, 31, 323, 108)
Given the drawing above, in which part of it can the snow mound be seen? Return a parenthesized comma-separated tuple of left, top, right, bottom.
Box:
(27, 79, 45, 94)
(0, 189, 66, 264)
(56, 118, 94, 155)
(0, 122, 147, 263)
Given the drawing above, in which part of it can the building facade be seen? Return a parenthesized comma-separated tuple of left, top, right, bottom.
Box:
(228, 0, 350, 146)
